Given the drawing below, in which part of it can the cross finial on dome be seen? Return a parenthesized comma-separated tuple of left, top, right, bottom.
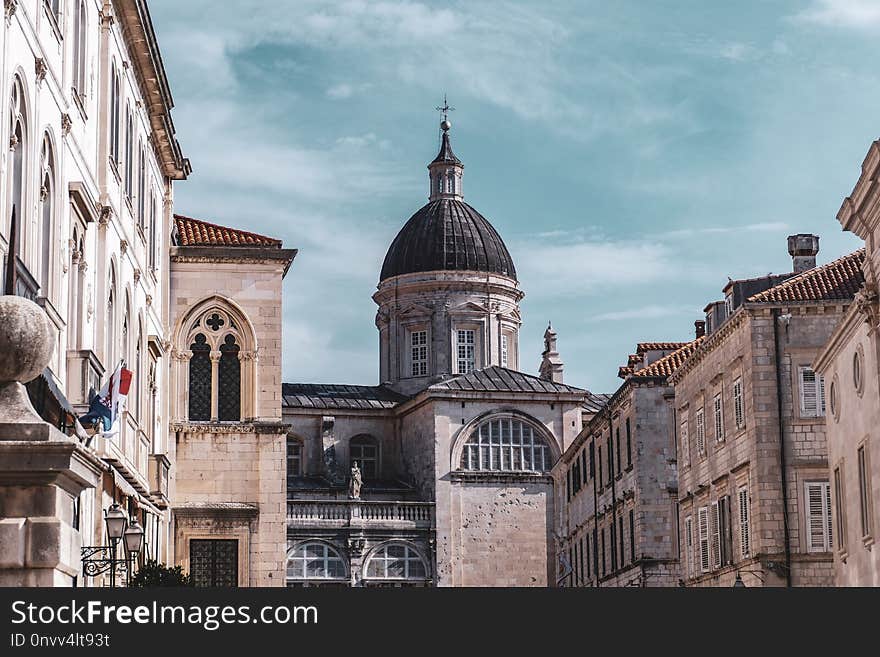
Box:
(428, 95, 463, 201)
(435, 94, 455, 127)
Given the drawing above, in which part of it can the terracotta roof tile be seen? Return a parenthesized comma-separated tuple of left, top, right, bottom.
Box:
(748, 250, 865, 303)
(636, 342, 689, 353)
(173, 214, 281, 248)
(629, 338, 705, 379)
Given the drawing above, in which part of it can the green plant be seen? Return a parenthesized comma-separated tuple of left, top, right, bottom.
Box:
(129, 560, 193, 587)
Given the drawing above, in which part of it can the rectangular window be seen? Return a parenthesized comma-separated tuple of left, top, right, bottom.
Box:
(713, 393, 724, 443)
(698, 507, 710, 573)
(610, 521, 617, 572)
(619, 515, 625, 566)
(607, 436, 613, 485)
(580, 449, 587, 487)
(834, 466, 846, 552)
(799, 367, 826, 418)
(598, 444, 603, 488)
(589, 442, 595, 479)
(579, 536, 585, 585)
(601, 528, 606, 576)
(738, 486, 751, 559)
(858, 445, 873, 540)
(287, 440, 302, 487)
(615, 427, 621, 475)
(585, 534, 591, 579)
(696, 409, 706, 455)
(805, 481, 833, 552)
(501, 333, 509, 367)
(680, 419, 690, 467)
(718, 495, 731, 566)
(684, 515, 694, 578)
(629, 509, 636, 564)
(410, 330, 428, 377)
(456, 329, 476, 374)
(625, 418, 632, 468)
(733, 378, 745, 429)
(189, 539, 238, 588)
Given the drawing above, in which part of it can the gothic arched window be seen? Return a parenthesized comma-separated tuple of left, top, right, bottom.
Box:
(218, 334, 241, 421)
(459, 417, 550, 472)
(105, 267, 116, 366)
(365, 543, 428, 582)
(137, 143, 146, 232)
(181, 305, 254, 423)
(8, 77, 27, 263)
(124, 104, 133, 199)
(188, 333, 211, 421)
(350, 434, 379, 480)
(148, 192, 157, 270)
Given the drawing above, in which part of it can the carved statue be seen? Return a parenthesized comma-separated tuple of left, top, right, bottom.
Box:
(349, 461, 362, 500)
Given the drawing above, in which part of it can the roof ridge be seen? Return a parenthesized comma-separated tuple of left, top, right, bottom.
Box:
(174, 214, 281, 246)
(633, 338, 705, 378)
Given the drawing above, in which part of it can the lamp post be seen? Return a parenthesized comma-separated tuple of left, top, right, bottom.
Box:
(81, 503, 145, 587)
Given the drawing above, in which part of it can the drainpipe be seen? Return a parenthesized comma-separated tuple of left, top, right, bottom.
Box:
(771, 308, 793, 587)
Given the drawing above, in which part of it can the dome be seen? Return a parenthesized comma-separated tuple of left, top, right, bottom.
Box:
(380, 198, 517, 281)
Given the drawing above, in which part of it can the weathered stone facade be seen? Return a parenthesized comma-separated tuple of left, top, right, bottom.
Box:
(815, 140, 880, 586)
(554, 343, 691, 587)
(671, 246, 856, 587)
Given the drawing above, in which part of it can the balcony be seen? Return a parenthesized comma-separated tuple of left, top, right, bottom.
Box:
(287, 500, 434, 530)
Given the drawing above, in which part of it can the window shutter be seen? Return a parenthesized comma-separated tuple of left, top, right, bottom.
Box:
(696, 410, 705, 455)
(818, 375, 826, 417)
(698, 507, 710, 572)
(713, 394, 724, 442)
(710, 502, 721, 568)
(800, 367, 819, 417)
(684, 515, 694, 578)
(738, 486, 750, 559)
(805, 481, 832, 552)
(680, 420, 689, 466)
(733, 379, 744, 429)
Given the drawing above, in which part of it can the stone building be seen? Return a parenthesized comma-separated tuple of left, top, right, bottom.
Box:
(814, 139, 880, 586)
(671, 237, 863, 587)
(282, 120, 600, 587)
(554, 338, 701, 587)
(167, 215, 295, 586)
(0, 0, 189, 584)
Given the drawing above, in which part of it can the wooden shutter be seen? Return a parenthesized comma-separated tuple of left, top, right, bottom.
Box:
(713, 394, 724, 442)
(698, 507, 710, 572)
(800, 367, 819, 418)
(680, 420, 689, 467)
(696, 410, 705, 455)
(738, 486, 750, 558)
(805, 481, 832, 552)
(818, 374, 826, 417)
(733, 378, 744, 429)
(710, 502, 721, 568)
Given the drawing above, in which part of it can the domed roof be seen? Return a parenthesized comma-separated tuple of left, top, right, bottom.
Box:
(380, 198, 517, 281)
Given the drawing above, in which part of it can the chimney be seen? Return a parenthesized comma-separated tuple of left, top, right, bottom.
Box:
(788, 234, 820, 274)
(694, 320, 706, 339)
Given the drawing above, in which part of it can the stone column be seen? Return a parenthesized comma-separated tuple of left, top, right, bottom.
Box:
(0, 295, 103, 587)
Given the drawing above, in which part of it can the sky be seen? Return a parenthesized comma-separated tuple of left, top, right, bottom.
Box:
(149, 0, 876, 394)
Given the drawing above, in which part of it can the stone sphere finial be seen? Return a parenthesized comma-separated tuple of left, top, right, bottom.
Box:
(0, 295, 54, 384)
(440, 119, 452, 132)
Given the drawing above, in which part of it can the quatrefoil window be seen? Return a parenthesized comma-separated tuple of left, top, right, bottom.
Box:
(207, 313, 225, 331)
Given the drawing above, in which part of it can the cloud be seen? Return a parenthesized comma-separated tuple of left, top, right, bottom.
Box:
(659, 222, 790, 239)
(326, 82, 372, 99)
(795, 0, 880, 29)
(587, 305, 694, 323)
(514, 237, 678, 295)
(718, 42, 758, 62)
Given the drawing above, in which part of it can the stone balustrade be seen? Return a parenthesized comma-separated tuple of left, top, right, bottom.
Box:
(287, 500, 434, 529)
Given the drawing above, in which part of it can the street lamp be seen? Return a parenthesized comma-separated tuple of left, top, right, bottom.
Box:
(733, 573, 746, 588)
(82, 504, 145, 587)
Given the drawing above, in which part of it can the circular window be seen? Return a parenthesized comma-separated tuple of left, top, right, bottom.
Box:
(853, 346, 865, 396)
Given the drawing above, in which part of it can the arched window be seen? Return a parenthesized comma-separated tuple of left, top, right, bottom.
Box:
(110, 63, 120, 164)
(287, 543, 347, 582)
(67, 228, 80, 349)
(287, 436, 303, 486)
(187, 333, 211, 421)
(350, 435, 379, 480)
(39, 135, 56, 296)
(105, 267, 116, 366)
(148, 192, 157, 270)
(72, 0, 87, 98)
(365, 543, 428, 582)
(218, 334, 241, 421)
(124, 105, 133, 198)
(137, 143, 145, 232)
(8, 77, 27, 261)
(459, 417, 550, 472)
(448, 173, 455, 194)
(181, 305, 253, 423)
(122, 295, 130, 368)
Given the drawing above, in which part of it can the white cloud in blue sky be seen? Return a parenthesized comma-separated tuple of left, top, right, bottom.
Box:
(150, 0, 870, 393)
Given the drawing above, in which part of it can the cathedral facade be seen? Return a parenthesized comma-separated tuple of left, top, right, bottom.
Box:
(282, 120, 595, 587)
